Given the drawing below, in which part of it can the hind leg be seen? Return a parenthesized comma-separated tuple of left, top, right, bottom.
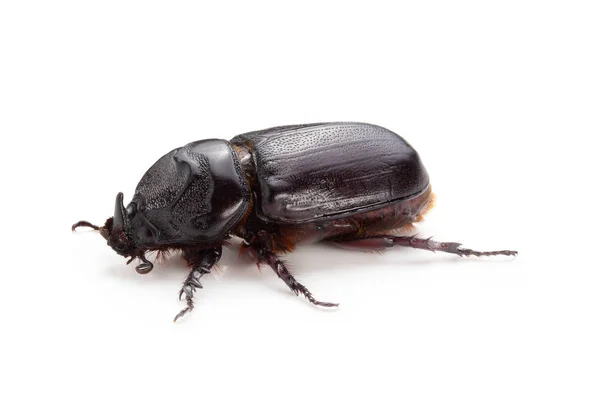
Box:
(332, 235, 517, 257)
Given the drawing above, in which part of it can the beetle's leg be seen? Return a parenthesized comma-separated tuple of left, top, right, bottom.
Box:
(174, 247, 222, 322)
(332, 235, 517, 257)
(258, 248, 338, 307)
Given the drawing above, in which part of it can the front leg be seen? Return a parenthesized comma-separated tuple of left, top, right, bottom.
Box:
(174, 247, 222, 322)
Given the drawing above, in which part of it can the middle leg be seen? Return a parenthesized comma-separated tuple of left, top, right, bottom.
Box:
(257, 247, 338, 307)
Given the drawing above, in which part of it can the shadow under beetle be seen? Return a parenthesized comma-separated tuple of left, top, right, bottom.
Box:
(73, 122, 517, 321)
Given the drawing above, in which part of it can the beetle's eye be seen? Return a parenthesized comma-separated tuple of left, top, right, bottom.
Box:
(126, 203, 136, 216)
(112, 241, 127, 251)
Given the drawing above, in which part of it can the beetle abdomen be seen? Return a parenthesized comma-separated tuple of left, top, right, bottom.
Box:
(231, 122, 429, 223)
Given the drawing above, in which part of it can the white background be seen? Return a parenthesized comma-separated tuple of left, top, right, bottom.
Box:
(1, 1, 598, 399)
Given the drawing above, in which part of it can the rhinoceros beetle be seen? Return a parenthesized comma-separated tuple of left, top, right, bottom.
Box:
(73, 122, 517, 321)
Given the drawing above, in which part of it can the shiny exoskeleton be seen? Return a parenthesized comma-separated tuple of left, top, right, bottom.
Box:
(73, 122, 517, 321)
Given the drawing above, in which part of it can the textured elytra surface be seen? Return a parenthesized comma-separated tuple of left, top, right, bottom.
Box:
(231, 122, 429, 223)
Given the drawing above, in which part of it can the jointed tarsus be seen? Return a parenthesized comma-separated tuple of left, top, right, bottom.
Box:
(334, 234, 518, 257)
(258, 248, 338, 307)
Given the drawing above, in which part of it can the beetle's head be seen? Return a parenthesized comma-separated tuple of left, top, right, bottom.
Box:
(72, 192, 154, 274)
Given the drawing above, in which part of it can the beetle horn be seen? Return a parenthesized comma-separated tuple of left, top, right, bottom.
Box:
(113, 192, 126, 231)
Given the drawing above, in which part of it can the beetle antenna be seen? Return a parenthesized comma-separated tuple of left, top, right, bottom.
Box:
(72, 220, 101, 232)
